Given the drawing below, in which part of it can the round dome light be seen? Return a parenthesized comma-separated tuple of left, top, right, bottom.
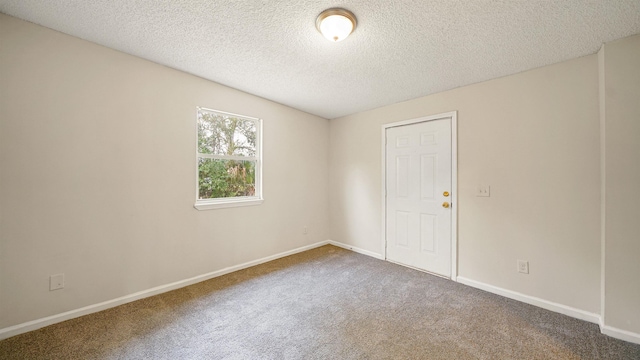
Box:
(316, 8, 357, 42)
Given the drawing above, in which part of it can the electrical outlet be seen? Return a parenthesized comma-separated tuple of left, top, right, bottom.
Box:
(477, 185, 490, 197)
(50, 274, 64, 291)
(517, 260, 529, 274)
(303, 226, 308, 235)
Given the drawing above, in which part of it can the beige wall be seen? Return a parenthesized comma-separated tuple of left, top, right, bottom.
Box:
(2, 11, 639, 342)
(329, 55, 601, 314)
(0, 14, 329, 329)
(602, 34, 640, 334)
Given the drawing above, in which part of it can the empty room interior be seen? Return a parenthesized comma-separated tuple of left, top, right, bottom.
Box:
(1, 1, 640, 359)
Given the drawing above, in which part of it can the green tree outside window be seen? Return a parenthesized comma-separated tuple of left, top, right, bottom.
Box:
(197, 108, 260, 200)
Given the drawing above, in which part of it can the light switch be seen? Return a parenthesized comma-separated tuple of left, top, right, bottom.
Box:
(477, 185, 490, 197)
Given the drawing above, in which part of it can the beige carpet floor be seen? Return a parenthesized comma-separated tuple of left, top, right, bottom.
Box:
(1, 245, 639, 359)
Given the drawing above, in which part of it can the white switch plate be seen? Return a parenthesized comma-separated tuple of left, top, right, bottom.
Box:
(50, 274, 64, 291)
(477, 185, 490, 197)
(517, 260, 529, 274)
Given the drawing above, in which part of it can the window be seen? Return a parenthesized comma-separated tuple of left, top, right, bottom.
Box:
(195, 107, 262, 210)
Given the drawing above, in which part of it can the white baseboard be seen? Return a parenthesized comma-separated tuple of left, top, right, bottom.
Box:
(456, 276, 601, 324)
(601, 324, 640, 345)
(456, 277, 640, 344)
(5, 242, 639, 347)
(0, 241, 330, 341)
(327, 243, 640, 343)
(332, 247, 640, 346)
(327, 240, 384, 259)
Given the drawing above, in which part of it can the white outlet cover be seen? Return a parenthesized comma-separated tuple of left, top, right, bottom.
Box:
(517, 260, 529, 274)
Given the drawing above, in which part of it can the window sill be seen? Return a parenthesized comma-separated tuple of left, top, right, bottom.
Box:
(194, 197, 263, 210)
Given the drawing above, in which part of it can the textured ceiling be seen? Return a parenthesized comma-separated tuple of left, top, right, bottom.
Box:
(1, 1, 639, 119)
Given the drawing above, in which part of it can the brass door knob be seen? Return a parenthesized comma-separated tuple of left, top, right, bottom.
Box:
(442, 202, 450, 208)
(443, 191, 450, 197)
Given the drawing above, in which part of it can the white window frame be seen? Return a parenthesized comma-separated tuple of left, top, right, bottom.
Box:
(194, 107, 263, 210)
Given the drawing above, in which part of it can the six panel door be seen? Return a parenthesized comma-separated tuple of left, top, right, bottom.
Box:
(385, 118, 452, 277)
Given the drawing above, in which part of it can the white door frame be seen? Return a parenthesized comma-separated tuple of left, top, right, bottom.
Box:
(381, 111, 458, 280)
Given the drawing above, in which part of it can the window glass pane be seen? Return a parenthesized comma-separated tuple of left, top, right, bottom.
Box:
(198, 158, 256, 199)
(198, 111, 256, 156)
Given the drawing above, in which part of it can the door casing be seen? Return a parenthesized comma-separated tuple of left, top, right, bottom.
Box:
(381, 111, 458, 280)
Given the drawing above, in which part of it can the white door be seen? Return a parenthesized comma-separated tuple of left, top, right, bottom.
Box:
(385, 118, 452, 277)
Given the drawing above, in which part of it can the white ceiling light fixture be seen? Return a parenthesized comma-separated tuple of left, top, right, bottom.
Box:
(316, 8, 357, 42)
